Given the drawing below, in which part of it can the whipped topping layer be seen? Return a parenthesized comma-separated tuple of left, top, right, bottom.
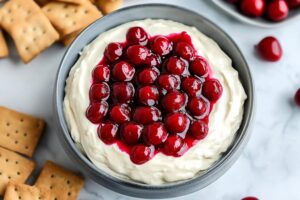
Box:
(63, 19, 247, 185)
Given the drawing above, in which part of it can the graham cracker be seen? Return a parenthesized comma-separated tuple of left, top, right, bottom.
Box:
(0, 0, 59, 63)
(35, 161, 85, 200)
(0, 147, 35, 196)
(0, 106, 45, 157)
(0, 29, 9, 58)
(43, 0, 101, 37)
(4, 182, 50, 200)
(95, 0, 123, 14)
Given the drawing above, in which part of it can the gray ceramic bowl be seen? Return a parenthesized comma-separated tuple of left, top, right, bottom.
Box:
(54, 4, 254, 199)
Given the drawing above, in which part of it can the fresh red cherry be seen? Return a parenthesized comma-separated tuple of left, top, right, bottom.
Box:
(126, 26, 149, 46)
(202, 79, 223, 102)
(162, 91, 186, 112)
(144, 54, 161, 68)
(294, 88, 300, 106)
(190, 56, 209, 77)
(181, 76, 202, 98)
(157, 74, 180, 92)
(132, 106, 162, 125)
(165, 113, 190, 134)
(143, 122, 168, 145)
(165, 56, 187, 75)
(130, 144, 154, 164)
(175, 42, 195, 61)
(151, 36, 173, 56)
(257, 36, 282, 62)
(120, 122, 142, 144)
(97, 122, 118, 144)
(163, 135, 184, 156)
(138, 86, 159, 106)
(86, 102, 108, 123)
(93, 64, 110, 82)
(89, 83, 110, 102)
(137, 67, 159, 85)
(111, 82, 135, 103)
(187, 97, 210, 118)
(287, 0, 300, 8)
(189, 120, 209, 140)
(104, 42, 123, 62)
(126, 45, 149, 65)
(241, 197, 259, 200)
(109, 104, 131, 124)
(267, 0, 289, 21)
(240, 0, 265, 17)
(112, 61, 135, 81)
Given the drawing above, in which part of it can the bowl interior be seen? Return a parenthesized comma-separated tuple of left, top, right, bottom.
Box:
(54, 4, 254, 198)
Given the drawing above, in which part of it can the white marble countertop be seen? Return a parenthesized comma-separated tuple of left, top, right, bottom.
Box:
(1, 0, 300, 199)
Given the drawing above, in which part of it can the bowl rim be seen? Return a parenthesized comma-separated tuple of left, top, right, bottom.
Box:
(54, 3, 254, 198)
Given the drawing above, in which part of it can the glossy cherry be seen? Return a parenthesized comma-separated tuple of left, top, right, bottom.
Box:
(190, 56, 209, 77)
(104, 42, 123, 62)
(109, 104, 131, 124)
(120, 122, 142, 144)
(163, 135, 184, 156)
(89, 83, 110, 102)
(143, 122, 168, 145)
(157, 74, 180, 92)
(138, 86, 159, 106)
(112, 61, 135, 81)
(294, 88, 300, 106)
(137, 67, 159, 85)
(126, 45, 149, 65)
(111, 82, 135, 103)
(257, 36, 282, 62)
(151, 36, 173, 56)
(181, 76, 202, 98)
(97, 122, 118, 144)
(86, 102, 108, 123)
(189, 120, 209, 140)
(240, 0, 265, 17)
(144, 54, 161, 68)
(287, 0, 300, 8)
(187, 97, 210, 118)
(132, 106, 161, 125)
(162, 91, 186, 112)
(165, 113, 189, 133)
(241, 197, 259, 200)
(175, 42, 195, 61)
(93, 64, 110, 82)
(202, 79, 223, 102)
(126, 26, 149, 46)
(165, 56, 187, 75)
(267, 0, 289, 22)
(130, 144, 154, 164)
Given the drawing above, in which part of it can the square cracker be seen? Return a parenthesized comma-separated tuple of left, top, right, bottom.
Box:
(0, 0, 59, 63)
(4, 182, 50, 200)
(35, 161, 85, 200)
(95, 0, 123, 14)
(0, 147, 36, 196)
(43, 1, 101, 37)
(62, 28, 84, 46)
(0, 29, 9, 58)
(0, 106, 45, 157)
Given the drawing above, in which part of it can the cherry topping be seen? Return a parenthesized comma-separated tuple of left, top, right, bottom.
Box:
(143, 122, 168, 145)
(294, 88, 300, 106)
(157, 74, 180, 92)
(104, 42, 123, 62)
(111, 82, 135, 103)
(120, 122, 142, 145)
(190, 56, 209, 77)
(137, 67, 159, 85)
(189, 120, 209, 140)
(181, 76, 202, 98)
(163, 135, 184, 156)
(287, 0, 300, 8)
(109, 104, 130, 124)
(241, 197, 259, 200)
(132, 106, 161, 125)
(257, 36, 282, 62)
(126, 26, 149, 46)
(138, 86, 159, 106)
(187, 97, 210, 118)
(86, 102, 108, 123)
(97, 122, 118, 144)
(112, 61, 135, 81)
(175, 42, 195, 61)
(130, 144, 154, 165)
(202, 79, 223, 102)
(240, 0, 265, 17)
(162, 91, 186, 112)
(165, 113, 190, 134)
(89, 83, 110, 102)
(267, 0, 289, 22)
(151, 36, 173, 56)
(144, 54, 161, 68)
(93, 64, 110, 82)
(126, 45, 149, 65)
(165, 56, 187, 75)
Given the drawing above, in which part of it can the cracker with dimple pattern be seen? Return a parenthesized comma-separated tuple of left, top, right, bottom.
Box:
(0, 29, 9, 58)
(0, 147, 35, 196)
(4, 182, 50, 200)
(0, 106, 45, 157)
(95, 0, 122, 14)
(35, 161, 84, 200)
(43, 0, 101, 37)
(0, 0, 59, 63)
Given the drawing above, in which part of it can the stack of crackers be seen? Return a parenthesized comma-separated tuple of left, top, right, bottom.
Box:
(0, 106, 85, 200)
(0, 0, 123, 63)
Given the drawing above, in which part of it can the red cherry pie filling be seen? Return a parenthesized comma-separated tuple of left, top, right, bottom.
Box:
(86, 27, 223, 164)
